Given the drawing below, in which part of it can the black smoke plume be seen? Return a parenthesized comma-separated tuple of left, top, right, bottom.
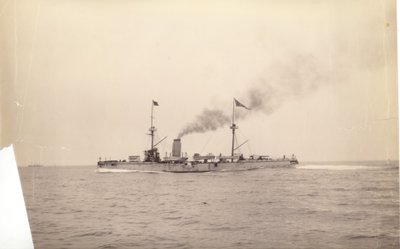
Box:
(177, 109, 230, 138)
(178, 54, 330, 138)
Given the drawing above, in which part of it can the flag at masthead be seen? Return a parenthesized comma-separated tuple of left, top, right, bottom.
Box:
(234, 98, 250, 110)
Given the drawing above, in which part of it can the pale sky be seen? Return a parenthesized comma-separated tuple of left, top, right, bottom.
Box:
(1, 0, 398, 165)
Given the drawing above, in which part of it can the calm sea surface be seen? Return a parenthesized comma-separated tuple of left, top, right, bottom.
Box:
(19, 162, 399, 249)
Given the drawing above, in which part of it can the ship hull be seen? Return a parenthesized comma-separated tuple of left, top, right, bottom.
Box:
(97, 160, 294, 173)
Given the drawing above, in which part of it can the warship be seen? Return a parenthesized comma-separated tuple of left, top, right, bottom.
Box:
(97, 99, 298, 173)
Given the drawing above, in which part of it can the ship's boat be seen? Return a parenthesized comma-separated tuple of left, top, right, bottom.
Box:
(97, 99, 298, 173)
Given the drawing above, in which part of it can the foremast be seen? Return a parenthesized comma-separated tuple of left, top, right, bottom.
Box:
(149, 100, 156, 150)
(230, 99, 237, 157)
(144, 100, 160, 162)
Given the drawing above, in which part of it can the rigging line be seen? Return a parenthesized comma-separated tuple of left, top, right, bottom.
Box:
(200, 132, 214, 154)
(212, 132, 227, 155)
(161, 136, 166, 153)
(155, 122, 166, 152)
(155, 131, 166, 155)
(234, 135, 239, 154)
(235, 130, 242, 154)
(17, 0, 42, 142)
(145, 131, 150, 149)
(237, 129, 252, 155)
(152, 116, 166, 153)
(246, 141, 253, 156)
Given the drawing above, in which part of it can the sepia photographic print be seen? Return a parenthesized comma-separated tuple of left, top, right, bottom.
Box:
(0, 0, 399, 248)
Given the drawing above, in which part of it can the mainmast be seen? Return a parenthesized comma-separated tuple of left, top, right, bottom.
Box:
(230, 98, 250, 157)
(230, 99, 237, 157)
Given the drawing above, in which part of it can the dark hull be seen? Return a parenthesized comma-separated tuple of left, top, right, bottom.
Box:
(97, 159, 295, 173)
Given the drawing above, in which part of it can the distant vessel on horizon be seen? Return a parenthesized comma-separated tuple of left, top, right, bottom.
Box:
(97, 99, 298, 173)
(28, 147, 44, 167)
(28, 164, 43, 167)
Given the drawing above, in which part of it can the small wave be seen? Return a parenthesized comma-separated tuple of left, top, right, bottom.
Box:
(109, 203, 128, 208)
(98, 244, 119, 249)
(98, 242, 146, 249)
(178, 220, 199, 226)
(207, 226, 235, 232)
(163, 216, 182, 220)
(360, 187, 395, 192)
(333, 188, 349, 191)
(165, 210, 179, 214)
(345, 233, 392, 240)
(73, 231, 113, 237)
(309, 229, 327, 233)
(297, 165, 379, 170)
(96, 168, 165, 174)
(233, 241, 254, 247)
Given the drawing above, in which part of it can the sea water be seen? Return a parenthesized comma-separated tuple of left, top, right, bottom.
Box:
(19, 162, 399, 249)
